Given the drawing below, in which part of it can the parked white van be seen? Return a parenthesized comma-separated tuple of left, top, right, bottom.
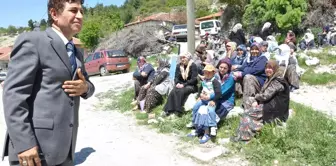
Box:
(199, 20, 221, 37)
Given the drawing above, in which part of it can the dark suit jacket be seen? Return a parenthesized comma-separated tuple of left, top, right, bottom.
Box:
(2, 28, 95, 165)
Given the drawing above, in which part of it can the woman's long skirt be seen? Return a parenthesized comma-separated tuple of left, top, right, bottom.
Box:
(164, 86, 195, 114)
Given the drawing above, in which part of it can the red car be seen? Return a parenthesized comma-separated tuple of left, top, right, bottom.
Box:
(84, 49, 130, 76)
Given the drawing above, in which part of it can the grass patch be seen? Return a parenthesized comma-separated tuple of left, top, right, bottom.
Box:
(297, 53, 336, 85)
(230, 101, 336, 166)
(102, 88, 336, 165)
(300, 69, 336, 85)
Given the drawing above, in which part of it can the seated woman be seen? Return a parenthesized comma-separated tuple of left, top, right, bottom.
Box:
(163, 52, 198, 117)
(215, 58, 235, 120)
(233, 43, 267, 107)
(266, 36, 278, 53)
(232, 60, 290, 142)
(230, 45, 247, 97)
(132, 56, 155, 104)
(318, 26, 331, 47)
(231, 44, 247, 72)
(187, 64, 221, 144)
(193, 44, 213, 76)
(284, 30, 297, 45)
(134, 58, 172, 113)
(224, 42, 237, 59)
(299, 29, 315, 50)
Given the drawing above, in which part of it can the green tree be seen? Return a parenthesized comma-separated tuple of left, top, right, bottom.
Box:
(243, 0, 307, 32)
(166, 0, 186, 7)
(7, 25, 17, 34)
(195, 0, 212, 18)
(40, 19, 47, 31)
(79, 20, 101, 50)
(28, 19, 34, 31)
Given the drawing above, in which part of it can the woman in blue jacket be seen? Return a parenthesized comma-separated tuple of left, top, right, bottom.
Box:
(233, 43, 267, 108)
(215, 58, 235, 120)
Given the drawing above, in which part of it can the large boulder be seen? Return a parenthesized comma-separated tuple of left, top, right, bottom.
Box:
(97, 24, 171, 58)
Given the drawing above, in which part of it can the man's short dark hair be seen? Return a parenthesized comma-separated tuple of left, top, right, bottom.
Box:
(47, 0, 84, 26)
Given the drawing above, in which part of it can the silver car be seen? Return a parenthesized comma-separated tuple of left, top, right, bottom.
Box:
(172, 24, 188, 41)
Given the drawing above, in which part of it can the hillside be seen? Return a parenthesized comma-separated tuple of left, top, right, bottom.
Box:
(0, 35, 18, 47)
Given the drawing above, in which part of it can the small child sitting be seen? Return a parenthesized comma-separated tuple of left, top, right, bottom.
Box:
(187, 64, 221, 144)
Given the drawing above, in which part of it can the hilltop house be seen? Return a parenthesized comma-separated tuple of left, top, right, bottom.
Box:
(0, 46, 12, 70)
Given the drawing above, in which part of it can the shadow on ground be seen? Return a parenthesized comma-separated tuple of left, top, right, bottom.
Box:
(74, 147, 96, 165)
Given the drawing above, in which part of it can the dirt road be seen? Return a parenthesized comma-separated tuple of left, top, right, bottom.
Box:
(0, 73, 199, 166)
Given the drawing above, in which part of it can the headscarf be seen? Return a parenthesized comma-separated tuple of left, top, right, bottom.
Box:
(323, 26, 330, 33)
(266, 35, 279, 52)
(247, 42, 262, 63)
(179, 52, 193, 80)
(215, 57, 232, 84)
(156, 57, 170, 72)
(303, 29, 315, 43)
(261, 60, 281, 92)
(232, 23, 243, 33)
(266, 36, 276, 42)
(236, 44, 247, 57)
(262, 22, 272, 32)
(180, 52, 192, 60)
(137, 56, 147, 71)
(225, 42, 237, 58)
(274, 44, 290, 70)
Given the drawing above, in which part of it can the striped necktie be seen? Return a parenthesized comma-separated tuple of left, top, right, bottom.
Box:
(66, 42, 77, 75)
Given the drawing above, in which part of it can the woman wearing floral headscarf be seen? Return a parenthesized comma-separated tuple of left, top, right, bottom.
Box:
(233, 43, 267, 108)
(163, 52, 198, 117)
(132, 56, 155, 103)
(229, 23, 246, 46)
(231, 60, 290, 142)
(134, 57, 173, 113)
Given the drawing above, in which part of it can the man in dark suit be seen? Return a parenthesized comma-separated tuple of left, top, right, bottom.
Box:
(2, 0, 95, 165)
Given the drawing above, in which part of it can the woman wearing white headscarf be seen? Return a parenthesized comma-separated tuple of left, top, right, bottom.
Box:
(275, 44, 300, 91)
(228, 23, 246, 46)
(260, 22, 272, 40)
(163, 52, 198, 117)
(299, 29, 315, 50)
(266, 35, 279, 53)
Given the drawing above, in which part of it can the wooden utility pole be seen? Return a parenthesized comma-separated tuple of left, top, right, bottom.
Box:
(187, 0, 195, 54)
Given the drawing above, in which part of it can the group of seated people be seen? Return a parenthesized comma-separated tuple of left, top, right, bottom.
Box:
(131, 25, 308, 144)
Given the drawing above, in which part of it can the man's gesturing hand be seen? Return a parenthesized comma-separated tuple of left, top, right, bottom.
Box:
(63, 68, 88, 97)
(18, 146, 41, 166)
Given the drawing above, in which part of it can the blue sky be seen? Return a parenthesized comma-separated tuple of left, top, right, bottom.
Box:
(0, 0, 125, 28)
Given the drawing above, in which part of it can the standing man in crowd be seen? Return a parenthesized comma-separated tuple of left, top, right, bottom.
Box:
(2, 0, 95, 166)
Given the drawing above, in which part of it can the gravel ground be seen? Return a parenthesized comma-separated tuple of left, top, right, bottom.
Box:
(290, 83, 336, 120)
